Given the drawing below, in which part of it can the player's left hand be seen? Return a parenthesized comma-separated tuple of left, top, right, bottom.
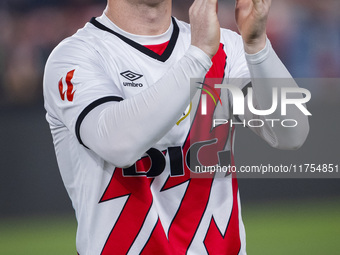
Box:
(235, 0, 272, 54)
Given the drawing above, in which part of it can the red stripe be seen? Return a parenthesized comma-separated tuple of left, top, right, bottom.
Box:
(141, 219, 172, 255)
(163, 44, 235, 253)
(204, 178, 240, 254)
(144, 41, 169, 55)
(204, 130, 241, 254)
(100, 170, 153, 255)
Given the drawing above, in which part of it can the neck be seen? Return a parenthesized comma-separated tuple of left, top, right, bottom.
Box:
(105, 0, 172, 36)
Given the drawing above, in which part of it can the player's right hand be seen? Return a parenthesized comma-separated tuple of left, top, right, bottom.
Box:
(189, 0, 221, 59)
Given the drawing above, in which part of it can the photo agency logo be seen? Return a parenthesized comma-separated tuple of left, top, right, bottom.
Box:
(186, 79, 313, 177)
(199, 80, 312, 128)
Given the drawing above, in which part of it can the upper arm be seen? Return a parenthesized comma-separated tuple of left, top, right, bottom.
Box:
(43, 38, 123, 146)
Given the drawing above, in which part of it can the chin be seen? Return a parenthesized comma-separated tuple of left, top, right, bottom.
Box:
(129, 0, 168, 6)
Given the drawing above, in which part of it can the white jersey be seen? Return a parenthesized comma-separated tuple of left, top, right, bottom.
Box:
(44, 13, 250, 255)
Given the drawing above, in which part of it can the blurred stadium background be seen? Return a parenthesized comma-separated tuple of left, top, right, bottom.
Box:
(0, 0, 339, 254)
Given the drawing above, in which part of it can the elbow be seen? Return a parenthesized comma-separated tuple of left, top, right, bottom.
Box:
(96, 140, 142, 169)
(274, 138, 306, 151)
(271, 122, 310, 151)
(114, 159, 139, 170)
(111, 152, 138, 169)
(111, 151, 142, 169)
(290, 131, 309, 150)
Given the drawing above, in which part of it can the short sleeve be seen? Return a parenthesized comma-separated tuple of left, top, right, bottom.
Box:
(43, 38, 123, 137)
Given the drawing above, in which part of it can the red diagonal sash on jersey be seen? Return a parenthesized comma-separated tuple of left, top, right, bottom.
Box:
(204, 176, 240, 254)
(100, 151, 172, 255)
(204, 126, 241, 254)
(159, 44, 241, 254)
(100, 160, 154, 255)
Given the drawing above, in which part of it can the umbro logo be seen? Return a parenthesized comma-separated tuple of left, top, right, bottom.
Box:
(120, 70, 143, 81)
(120, 70, 144, 88)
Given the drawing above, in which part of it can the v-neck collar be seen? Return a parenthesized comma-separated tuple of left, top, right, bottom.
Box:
(90, 16, 179, 62)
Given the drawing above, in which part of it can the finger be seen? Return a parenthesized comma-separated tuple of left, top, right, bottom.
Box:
(189, 0, 203, 17)
(252, 0, 272, 11)
(252, 0, 261, 4)
(191, 0, 218, 18)
(235, 0, 251, 11)
(208, 0, 218, 8)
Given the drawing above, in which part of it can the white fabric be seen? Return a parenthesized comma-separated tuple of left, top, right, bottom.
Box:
(80, 45, 211, 168)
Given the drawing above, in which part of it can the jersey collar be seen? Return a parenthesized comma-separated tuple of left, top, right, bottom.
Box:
(90, 16, 179, 62)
